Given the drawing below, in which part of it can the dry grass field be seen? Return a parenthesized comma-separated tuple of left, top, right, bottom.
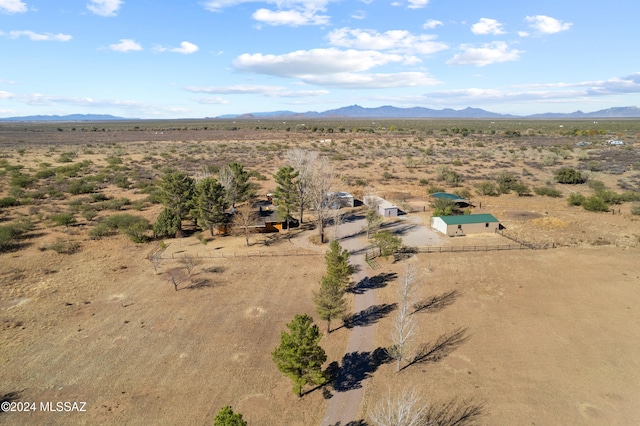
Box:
(1, 120, 640, 424)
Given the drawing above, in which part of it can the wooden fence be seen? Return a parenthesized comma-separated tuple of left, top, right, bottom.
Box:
(495, 229, 554, 250)
(410, 244, 527, 254)
(163, 250, 323, 259)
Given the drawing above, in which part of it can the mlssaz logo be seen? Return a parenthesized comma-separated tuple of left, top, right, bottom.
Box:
(40, 402, 87, 412)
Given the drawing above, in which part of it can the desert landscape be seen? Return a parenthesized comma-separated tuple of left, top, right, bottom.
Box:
(1, 119, 640, 425)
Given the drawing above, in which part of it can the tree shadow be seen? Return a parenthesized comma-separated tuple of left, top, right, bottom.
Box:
(404, 328, 470, 370)
(343, 303, 397, 329)
(424, 397, 486, 426)
(332, 347, 392, 392)
(327, 421, 368, 426)
(185, 278, 215, 290)
(412, 290, 460, 315)
(204, 266, 226, 274)
(1, 390, 23, 414)
(349, 272, 397, 294)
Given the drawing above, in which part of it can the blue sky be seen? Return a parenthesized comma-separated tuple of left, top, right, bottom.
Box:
(1, 0, 639, 118)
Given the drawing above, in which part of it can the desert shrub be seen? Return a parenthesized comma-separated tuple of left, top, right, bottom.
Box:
(0, 224, 25, 251)
(67, 179, 96, 195)
(620, 192, 640, 202)
(631, 204, 640, 216)
(582, 196, 609, 212)
(42, 239, 80, 254)
(34, 169, 56, 179)
(511, 182, 531, 196)
(0, 197, 20, 208)
(49, 212, 76, 227)
(97, 213, 150, 243)
(475, 181, 498, 196)
(88, 222, 115, 238)
(425, 185, 445, 195)
(90, 192, 109, 202)
(419, 178, 429, 186)
(496, 171, 520, 194)
(454, 188, 472, 199)
(10, 173, 35, 188)
(555, 167, 586, 184)
(57, 152, 76, 163)
(534, 186, 562, 198)
(113, 173, 131, 189)
(153, 207, 181, 238)
(567, 193, 586, 206)
(595, 190, 622, 205)
(431, 198, 458, 216)
(588, 180, 606, 192)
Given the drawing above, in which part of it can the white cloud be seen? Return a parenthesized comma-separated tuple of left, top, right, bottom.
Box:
(423, 73, 640, 106)
(232, 48, 439, 89)
(194, 97, 230, 105)
(471, 18, 505, 35)
(422, 19, 443, 30)
(407, 0, 428, 9)
(233, 48, 412, 77)
(252, 8, 329, 26)
(518, 31, 529, 37)
(6, 30, 72, 41)
(87, 0, 123, 17)
(109, 39, 142, 52)
(446, 41, 521, 66)
(187, 84, 328, 98)
(0, 0, 27, 14)
(174, 41, 199, 54)
(301, 72, 439, 88)
(327, 28, 447, 55)
(525, 15, 572, 34)
(204, 0, 332, 26)
(351, 10, 366, 20)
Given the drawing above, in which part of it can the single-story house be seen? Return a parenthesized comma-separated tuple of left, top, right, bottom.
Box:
(608, 140, 624, 146)
(431, 214, 500, 236)
(364, 195, 398, 217)
(250, 200, 299, 233)
(327, 191, 355, 209)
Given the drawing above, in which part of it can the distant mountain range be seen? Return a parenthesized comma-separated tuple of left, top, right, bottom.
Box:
(217, 105, 640, 119)
(2, 106, 640, 122)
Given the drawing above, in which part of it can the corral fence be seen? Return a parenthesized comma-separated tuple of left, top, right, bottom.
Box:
(407, 244, 528, 254)
(495, 229, 554, 250)
(162, 250, 323, 259)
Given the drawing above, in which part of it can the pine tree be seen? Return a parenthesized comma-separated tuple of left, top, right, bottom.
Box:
(324, 240, 352, 289)
(273, 166, 299, 230)
(153, 207, 181, 238)
(213, 406, 247, 426)
(192, 177, 228, 237)
(271, 314, 327, 397)
(158, 171, 195, 229)
(314, 275, 347, 333)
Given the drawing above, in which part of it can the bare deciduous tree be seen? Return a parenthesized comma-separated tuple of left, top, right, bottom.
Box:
(180, 253, 199, 276)
(233, 201, 258, 247)
(147, 246, 165, 274)
(307, 157, 336, 244)
(285, 148, 318, 224)
(388, 262, 418, 372)
(369, 387, 427, 426)
(167, 267, 186, 291)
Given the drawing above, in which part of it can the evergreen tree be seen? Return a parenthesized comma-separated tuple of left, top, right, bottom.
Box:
(324, 240, 352, 289)
(273, 166, 299, 230)
(153, 207, 181, 238)
(192, 177, 228, 237)
(158, 171, 195, 229)
(365, 207, 383, 238)
(213, 406, 247, 426)
(271, 314, 327, 397)
(314, 275, 347, 333)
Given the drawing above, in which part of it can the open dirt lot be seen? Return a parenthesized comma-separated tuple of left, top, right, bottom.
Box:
(1, 120, 640, 424)
(362, 248, 640, 425)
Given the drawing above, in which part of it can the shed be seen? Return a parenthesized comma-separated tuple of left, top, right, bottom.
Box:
(429, 192, 471, 207)
(431, 214, 500, 236)
(327, 191, 355, 209)
(364, 195, 398, 217)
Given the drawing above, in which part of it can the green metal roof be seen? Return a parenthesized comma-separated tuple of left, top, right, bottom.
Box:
(436, 214, 499, 225)
(429, 192, 466, 201)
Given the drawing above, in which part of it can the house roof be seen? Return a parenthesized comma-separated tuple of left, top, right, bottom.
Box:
(436, 214, 499, 225)
(429, 192, 467, 201)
